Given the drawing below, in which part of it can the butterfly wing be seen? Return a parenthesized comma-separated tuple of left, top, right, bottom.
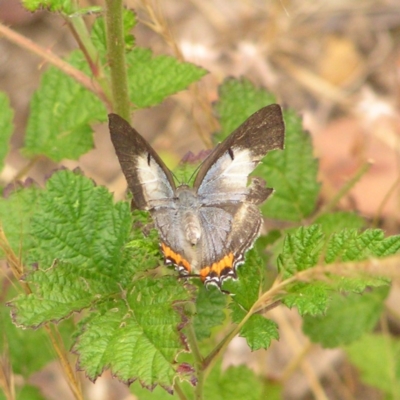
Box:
(109, 114, 189, 276)
(193, 104, 284, 204)
(193, 105, 285, 285)
(109, 113, 176, 210)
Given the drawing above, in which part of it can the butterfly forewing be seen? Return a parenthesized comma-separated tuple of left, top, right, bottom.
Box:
(193, 104, 284, 203)
(109, 114, 176, 210)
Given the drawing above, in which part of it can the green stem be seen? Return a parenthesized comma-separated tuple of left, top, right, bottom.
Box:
(186, 322, 203, 364)
(174, 382, 188, 400)
(63, 14, 113, 109)
(69, 17, 99, 65)
(67, 16, 112, 107)
(185, 323, 204, 400)
(203, 322, 248, 378)
(203, 291, 285, 376)
(104, 0, 130, 119)
(195, 367, 204, 400)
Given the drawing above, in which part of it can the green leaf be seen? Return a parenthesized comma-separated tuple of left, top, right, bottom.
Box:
(203, 364, 264, 400)
(224, 250, 278, 349)
(130, 383, 177, 400)
(8, 169, 194, 388)
(193, 285, 227, 341)
(0, 286, 75, 378)
(9, 170, 133, 327)
(92, 10, 136, 56)
(231, 305, 278, 351)
(303, 286, 389, 347)
(22, 0, 74, 13)
(282, 282, 329, 316)
(325, 229, 400, 263)
(10, 260, 116, 327)
(260, 108, 319, 221)
(322, 228, 396, 292)
(374, 233, 400, 257)
(0, 182, 41, 262)
(214, 78, 276, 142)
(74, 277, 192, 389)
(344, 333, 400, 396)
(0, 92, 14, 172)
(23, 51, 106, 161)
(29, 169, 131, 269)
(224, 249, 264, 309)
(278, 226, 395, 315)
(260, 382, 282, 400)
(23, 0, 100, 16)
(15, 385, 46, 400)
(131, 365, 283, 399)
(126, 48, 207, 108)
(278, 225, 324, 277)
(315, 211, 365, 235)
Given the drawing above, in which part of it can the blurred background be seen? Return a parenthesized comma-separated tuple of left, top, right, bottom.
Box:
(1, 0, 400, 399)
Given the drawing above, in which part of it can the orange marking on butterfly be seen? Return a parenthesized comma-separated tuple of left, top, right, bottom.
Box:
(161, 242, 191, 273)
(199, 252, 234, 282)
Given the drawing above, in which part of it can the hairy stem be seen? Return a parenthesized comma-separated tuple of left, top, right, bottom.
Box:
(185, 323, 204, 400)
(104, 0, 130, 119)
(174, 382, 188, 400)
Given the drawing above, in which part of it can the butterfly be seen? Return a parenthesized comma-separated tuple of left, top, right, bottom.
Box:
(109, 105, 285, 287)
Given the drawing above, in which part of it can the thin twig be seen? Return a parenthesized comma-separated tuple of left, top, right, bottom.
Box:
(0, 22, 111, 110)
(44, 324, 83, 400)
(204, 252, 400, 381)
(0, 227, 84, 400)
(65, 17, 113, 104)
(314, 160, 372, 219)
(372, 174, 400, 227)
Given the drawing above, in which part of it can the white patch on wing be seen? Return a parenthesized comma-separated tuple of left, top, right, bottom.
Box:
(136, 154, 174, 203)
(221, 148, 254, 181)
(198, 148, 255, 196)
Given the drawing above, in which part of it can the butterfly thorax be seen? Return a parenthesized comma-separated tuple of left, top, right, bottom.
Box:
(175, 185, 201, 246)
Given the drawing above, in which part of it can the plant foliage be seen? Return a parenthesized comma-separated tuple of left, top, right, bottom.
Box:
(0, 1, 399, 400)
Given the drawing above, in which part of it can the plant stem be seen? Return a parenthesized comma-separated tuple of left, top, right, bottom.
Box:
(0, 229, 84, 400)
(203, 286, 287, 375)
(373, 174, 400, 227)
(186, 322, 203, 364)
(104, 0, 130, 119)
(185, 323, 204, 400)
(66, 16, 112, 104)
(174, 382, 188, 400)
(0, 22, 110, 110)
(45, 324, 84, 400)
